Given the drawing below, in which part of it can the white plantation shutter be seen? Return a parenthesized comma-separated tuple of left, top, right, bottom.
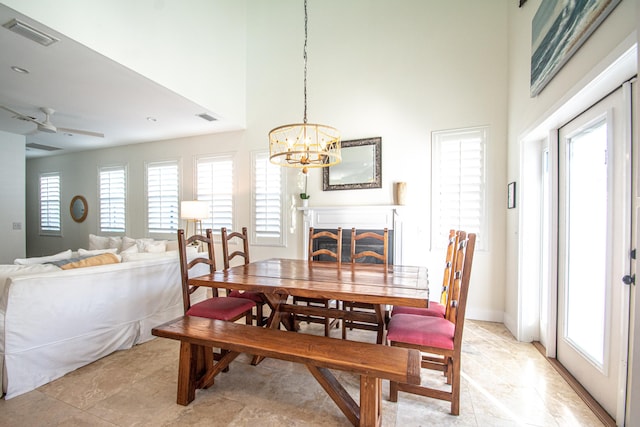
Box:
(99, 166, 126, 233)
(252, 151, 284, 245)
(146, 161, 179, 234)
(39, 172, 61, 234)
(431, 127, 487, 250)
(197, 156, 233, 233)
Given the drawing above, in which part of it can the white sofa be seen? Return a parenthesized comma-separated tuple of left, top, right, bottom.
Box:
(0, 251, 206, 399)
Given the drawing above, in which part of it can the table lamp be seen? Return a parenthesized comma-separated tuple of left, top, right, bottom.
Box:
(180, 201, 209, 237)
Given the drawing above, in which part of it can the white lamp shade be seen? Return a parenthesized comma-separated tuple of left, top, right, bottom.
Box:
(181, 201, 209, 220)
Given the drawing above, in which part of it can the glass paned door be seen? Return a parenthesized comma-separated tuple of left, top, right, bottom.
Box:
(564, 119, 608, 367)
(557, 87, 629, 419)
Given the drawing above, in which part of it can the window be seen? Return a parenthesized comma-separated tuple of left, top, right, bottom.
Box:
(99, 166, 126, 233)
(146, 161, 179, 234)
(431, 126, 487, 250)
(252, 151, 285, 246)
(196, 155, 234, 233)
(39, 172, 61, 235)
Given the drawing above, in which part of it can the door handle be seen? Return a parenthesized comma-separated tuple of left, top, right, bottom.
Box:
(622, 274, 635, 285)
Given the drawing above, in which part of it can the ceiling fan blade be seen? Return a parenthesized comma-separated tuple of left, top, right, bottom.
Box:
(0, 105, 43, 125)
(57, 127, 104, 138)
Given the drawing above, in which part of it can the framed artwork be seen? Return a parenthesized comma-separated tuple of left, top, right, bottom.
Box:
(323, 137, 382, 191)
(508, 182, 516, 209)
(530, 0, 621, 97)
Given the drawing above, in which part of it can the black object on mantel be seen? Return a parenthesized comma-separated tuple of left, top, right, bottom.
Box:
(312, 228, 394, 265)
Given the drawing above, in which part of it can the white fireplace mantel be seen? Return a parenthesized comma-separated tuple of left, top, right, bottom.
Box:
(298, 205, 404, 263)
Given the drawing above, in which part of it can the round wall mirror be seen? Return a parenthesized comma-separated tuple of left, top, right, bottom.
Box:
(70, 195, 88, 223)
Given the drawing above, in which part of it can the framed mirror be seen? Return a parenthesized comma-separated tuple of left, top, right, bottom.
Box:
(70, 195, 88, 223)
(323, 137, 382, 191)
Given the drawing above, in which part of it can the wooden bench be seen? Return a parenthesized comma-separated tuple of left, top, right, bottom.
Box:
(152, 315, 421, 427)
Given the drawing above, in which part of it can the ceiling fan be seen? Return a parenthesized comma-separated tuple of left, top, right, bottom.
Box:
(0, 105, 104, 138)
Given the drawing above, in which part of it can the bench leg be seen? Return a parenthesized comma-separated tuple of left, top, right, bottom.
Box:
(360, 376, 382, 427)
(307, 365, 359, 426)
(389, 380, 399, 402)
(177, 341, 203, 405)
(176, 341, 241, 406)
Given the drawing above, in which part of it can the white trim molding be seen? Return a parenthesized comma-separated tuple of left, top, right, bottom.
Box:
(298, 205, 404, 264)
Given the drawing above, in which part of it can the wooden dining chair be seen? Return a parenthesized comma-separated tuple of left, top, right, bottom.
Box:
(342, 227, 388, 343)
(386, 231, 476, 416)
(391, 229, 459, 319)
(220, 227, 268, 326)
(292, 227, 343, 336)
(177, 228, 255, 323)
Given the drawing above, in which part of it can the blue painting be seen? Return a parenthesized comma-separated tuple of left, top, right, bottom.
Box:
(530, 0, 621, 97)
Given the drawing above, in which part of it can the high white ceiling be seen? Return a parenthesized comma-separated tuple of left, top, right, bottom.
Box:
(0, 4, 230, 159)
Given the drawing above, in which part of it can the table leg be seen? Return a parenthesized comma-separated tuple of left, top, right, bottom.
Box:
(374, 304, 386, 344)
(252, 293, 291, 365)
(262, 293, 295, 331)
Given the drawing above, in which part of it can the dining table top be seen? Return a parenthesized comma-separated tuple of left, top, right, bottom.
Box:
(190, 258, 430, 308)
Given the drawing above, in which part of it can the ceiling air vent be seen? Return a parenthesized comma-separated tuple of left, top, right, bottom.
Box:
(2, 19, 58, 46)
(26, 142, 62, 152)
(197, 113, 217, 122)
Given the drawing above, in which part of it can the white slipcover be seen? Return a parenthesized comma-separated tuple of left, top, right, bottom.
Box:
(0, 255, 206, 399)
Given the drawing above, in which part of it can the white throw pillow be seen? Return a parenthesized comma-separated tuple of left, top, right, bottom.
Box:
(14, 249, 73, 265)
(78, 248, 119, 257)
(108, 236, 123, 252)
(89, 234, 110, 250)
(135, 238, 155, 252)
(121, 236, 137, 251)
(142, 240, 167, 253)
(120, 244, 139, 254)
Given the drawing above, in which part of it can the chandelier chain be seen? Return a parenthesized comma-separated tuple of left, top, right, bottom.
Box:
(303, 0, 308, 124)
(267, 0, 340, 171)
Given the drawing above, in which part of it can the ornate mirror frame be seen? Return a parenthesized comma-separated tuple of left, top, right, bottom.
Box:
(70, 195, 88, 223)
(323, 137, 382, 191)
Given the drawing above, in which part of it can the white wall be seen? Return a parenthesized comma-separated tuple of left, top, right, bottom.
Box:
(23, 0, 508, 322)
(0, 130, 25, 263)
(244, 0, 509, 322)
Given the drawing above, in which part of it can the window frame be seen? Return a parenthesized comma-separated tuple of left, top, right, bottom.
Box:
(98, 164, 127, 234)
(195, 154, 235, 236)
(145, 160, 180, 237)
(39, 172, 61, 236)
(431, 126, 488, 251)
(251, 150, 286, 246)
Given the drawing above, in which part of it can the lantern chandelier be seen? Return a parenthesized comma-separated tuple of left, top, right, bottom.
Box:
(268, 0, 341, 174)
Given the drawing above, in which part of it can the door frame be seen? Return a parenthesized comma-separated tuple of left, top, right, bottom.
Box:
(517, 41, 637, 424)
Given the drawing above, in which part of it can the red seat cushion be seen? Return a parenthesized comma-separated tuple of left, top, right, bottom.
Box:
(186, 297, 256, 321)
(228, 290, 265, 304)
(392, 302, 445, 318)
(387, 314, 455, 350)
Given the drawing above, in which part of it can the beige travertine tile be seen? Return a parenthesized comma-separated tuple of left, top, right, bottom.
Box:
(0, 321, 604, 426)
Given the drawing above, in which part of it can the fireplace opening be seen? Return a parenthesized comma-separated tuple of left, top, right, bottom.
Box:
(312, 229, 394, 264)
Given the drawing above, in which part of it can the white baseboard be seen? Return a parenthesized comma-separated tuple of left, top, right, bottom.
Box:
(465, 308, 504, 323)
(465, 309, 525, 342)
(502, 312, 518, 340)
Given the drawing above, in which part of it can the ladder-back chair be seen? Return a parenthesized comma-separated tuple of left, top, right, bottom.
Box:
(342, 227, 388, 343)
(221, 227, 268, 326)
(292, 227, 343, 336)
(386, 232, 476, 415)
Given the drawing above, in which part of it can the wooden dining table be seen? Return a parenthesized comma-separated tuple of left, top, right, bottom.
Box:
(190, 258, 430, 338)
(183, 258, 429, 425)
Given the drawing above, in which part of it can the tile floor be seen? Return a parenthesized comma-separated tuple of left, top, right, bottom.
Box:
(0, 320, 603, 426)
